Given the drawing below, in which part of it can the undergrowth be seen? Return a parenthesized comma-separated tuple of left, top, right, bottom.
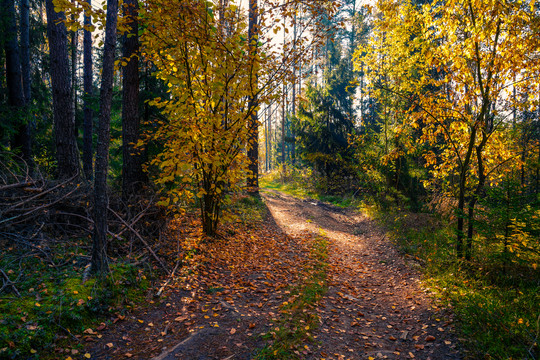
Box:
(255, 233, 329, 359)
(373, 210, 539, 359)
(260, 169, 358, 208)
(0, 240, 152, 360)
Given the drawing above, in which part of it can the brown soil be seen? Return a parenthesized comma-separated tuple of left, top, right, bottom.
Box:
(84, 190, 462, 360)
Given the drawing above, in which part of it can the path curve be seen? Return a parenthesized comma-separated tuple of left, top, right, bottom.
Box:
(262, 190, 462, 360)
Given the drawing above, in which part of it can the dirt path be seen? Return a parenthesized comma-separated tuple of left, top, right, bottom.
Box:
(262, 190, 462, 360)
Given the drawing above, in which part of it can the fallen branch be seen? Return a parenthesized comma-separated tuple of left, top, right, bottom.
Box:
(0, 269, 21, 297)
(156, 259, 181, 297)
(108, 207, 170, 274)
(3, 174, 77, 214)
(0, 181, 36, 192)
(1, 184, 81, 227)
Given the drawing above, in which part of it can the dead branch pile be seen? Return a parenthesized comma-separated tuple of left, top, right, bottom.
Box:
(0, 153, 170, 279)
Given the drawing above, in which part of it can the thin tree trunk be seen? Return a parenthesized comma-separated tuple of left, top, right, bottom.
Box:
(122, 0, 146, 198)
(91, 0, 118, 274)
(46, 0, 80, 178)
(291, 10, 297, 166)
(4, 0, 31, 165)
(247, 0, 259, 193)
(457, 126, 477, 258)
(82, 0, 93, 180)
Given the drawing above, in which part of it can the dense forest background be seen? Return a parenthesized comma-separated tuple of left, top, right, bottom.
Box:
(0, 0, 539, 358)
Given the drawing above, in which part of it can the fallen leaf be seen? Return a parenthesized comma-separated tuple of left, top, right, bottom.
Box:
(426, 335, 436, 342)
(230, 328, 236, 334)
(106, 343, 113, 348)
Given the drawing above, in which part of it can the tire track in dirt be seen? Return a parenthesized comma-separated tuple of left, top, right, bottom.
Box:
(262, 190, 462, 360)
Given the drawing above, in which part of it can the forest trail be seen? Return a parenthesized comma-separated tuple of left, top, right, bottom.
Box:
(263, 190, 462, 360)
(85, 190, 462, 360)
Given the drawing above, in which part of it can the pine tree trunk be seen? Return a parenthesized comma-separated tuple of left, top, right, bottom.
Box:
(71, 14, 78, 138)
(122, 0, 146, 198)
(91, 0, 118, 274)
(82, 0, 93, 180)
(246, 0, 259, 193)
(46, 0, 80, 178)
(3, 0, 31, 165)
(21, 0, 31, 103)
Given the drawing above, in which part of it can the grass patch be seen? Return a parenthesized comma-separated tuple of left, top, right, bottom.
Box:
(377, 211, 540, 359)
(0, 242, 152, 359)
(255, 233, 329, 359)
(260, 170, 359, 209)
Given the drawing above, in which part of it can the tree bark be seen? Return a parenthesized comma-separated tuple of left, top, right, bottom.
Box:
(456, 126, 476, 258)
(122, 0, 146, 198)
(21, 0, 31, 103)
(91, 0, 118, 274)
(82, 0, 93, 180)
(46, 0, 80, 178)
(3, 0, 31, 165)
(71, 13, 78, 138)
(246, 0, 259, 193)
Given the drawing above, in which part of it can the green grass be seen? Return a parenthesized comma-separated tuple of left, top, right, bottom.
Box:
(260, 170, 358, 208)
(255, 233, 329, 359)
(0, 242, 151, 359)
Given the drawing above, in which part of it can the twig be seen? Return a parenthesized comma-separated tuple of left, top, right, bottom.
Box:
(156, 260, 181, 297)
(0, 269, 21, 297)
(118, 200, 154, 237)
(108, 207, 170, 274)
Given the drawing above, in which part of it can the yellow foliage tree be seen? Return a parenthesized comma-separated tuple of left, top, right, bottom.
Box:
(355, 0, 540, 258)
(140, 1, 262, 236)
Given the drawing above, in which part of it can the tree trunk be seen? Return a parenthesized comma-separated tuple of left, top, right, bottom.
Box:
(246, 0, 259, 193)
(456, 126, 477, 258)
(465, 132, 488, 260)
(21, 0, 31, 103)
(91, 0, 118, 274)
(122, 0, 146, 198)
(3, 0, 31, 165)
(71, 13, 78, 137)
(82, 0, 93, 180)
(46, 0, 80, 178)
(291, 11, 297, 166)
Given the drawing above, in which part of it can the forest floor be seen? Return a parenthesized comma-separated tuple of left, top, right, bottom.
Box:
(84, 190, 463, 360)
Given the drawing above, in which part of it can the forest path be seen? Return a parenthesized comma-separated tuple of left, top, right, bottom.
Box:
(262, 189, 462, 360)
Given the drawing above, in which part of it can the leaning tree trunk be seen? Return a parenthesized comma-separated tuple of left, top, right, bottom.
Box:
(122, 0, 146, 198)
(246, 0, 259, 194)
(91, 0, 118, 274)
(3, 0, 31, 165)
(82, 0, 93, 180)
(46, 0, 80, 178)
